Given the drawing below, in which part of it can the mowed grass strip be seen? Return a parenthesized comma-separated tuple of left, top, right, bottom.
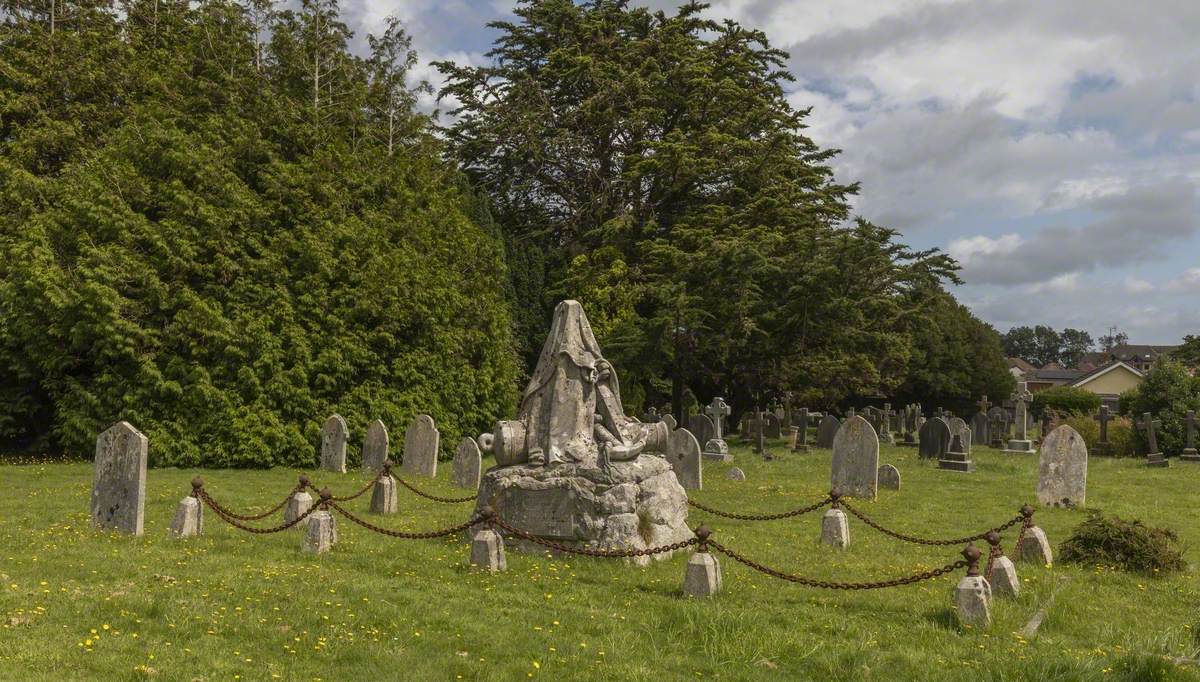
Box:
(2, 443, 1198, 681)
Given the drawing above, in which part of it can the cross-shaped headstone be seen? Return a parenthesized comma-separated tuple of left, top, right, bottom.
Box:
(880, 403, 895, 436)
(846, 407, 856, 419)
(795, 408, 810, 447)
(1095, 405, 1111, 442)
(1183, 410, 1199, 461)
(705, 397, 731, 441)
(977, 395, 990, 413)
(935, 407, 945, 419)
(1012, 383, 1032, 440)
(1142, 412, 1162, 454)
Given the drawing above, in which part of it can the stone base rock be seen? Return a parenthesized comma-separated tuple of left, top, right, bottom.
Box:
(285, 491, 314, 529)
(702, 438, 731, 462)
(1182, 449, 1200, 462)
(1003, 440, 1035, 454)
(470, 528, 507, 572)
(1016, 526, 1052, 565)
(370, 476, 398, 514)
(987, 556, 1020, 598)
(475, 457, 691, 566)
(954, 575, 991, 629)
(302, 510, 337, 554)
(726, 467, 746, 481)
(938, 455, 975, 472)
(168, 496, 203, 538)
(1145, 453, 1170, 467)
(821, 508, 849, 548)
(682, 552, 722, 597)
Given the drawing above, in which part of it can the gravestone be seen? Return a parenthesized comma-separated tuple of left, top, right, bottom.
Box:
(901, 404, 920, 446)
(877, 463, 901, 490)
(90, 422, 148, 535)
(738, 413, 753, 442)
(830, 416, 879, 500)
(453, 437, 483, 490)
(1003, 384, 1035, 454)
(1094, 405, 1112, 457)
(660, 413, 677, 431)
(319, 415, 349, 473)
(988, 406, 1008, 448)
(688, 414, 715, 454)
(877, 404, 896, 446)
(1181, 410, 1199, 461)
(863, 407, 882, 434)
(667, 428, 702, 490)
(972, 396, 991, 447)
(362, 419, 389, 472)
(702, 397, 732, 461)
(643, 407, 660, 423)
(792, 408, 810, 452)
(949, 417, 972, 455)
(815, 415, 840, 449)
(918, 417, 952, 460)
(1140, 412, 1168, 468)
(1037, 425, 1087, 507)
(762, 412, 782, 439)
(402, 414, 440, 478)
(938, 433, 975, 472)
(726, 467, 746, 481)
(370, 475, 398, 514)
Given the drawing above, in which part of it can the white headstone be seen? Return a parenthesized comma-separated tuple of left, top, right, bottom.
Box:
(453, 437, 483, 490)
(667, 428, 702, 490)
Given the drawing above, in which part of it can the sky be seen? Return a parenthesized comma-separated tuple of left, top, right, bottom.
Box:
(339, 0, 1200, 345)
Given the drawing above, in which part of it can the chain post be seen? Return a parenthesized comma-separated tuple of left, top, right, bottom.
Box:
(191, 476, 204, 499)
(694, 525, 711, 552)
(298, 474, 310, 492)
(961, 543, 982, 577)
(829, 491, 841, 510)
(984, 530, 1002, 578)
(319, 487, 333, 510)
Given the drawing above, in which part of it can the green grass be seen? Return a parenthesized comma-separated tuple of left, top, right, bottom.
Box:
(2, 442, 1199, 681)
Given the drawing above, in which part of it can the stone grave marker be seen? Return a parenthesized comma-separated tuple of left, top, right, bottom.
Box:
(918, 417, 952, 460)
(1003, 384, 1035, 453)
(453, 437, 483, 490)
(1182, 410, 1199, 461)
(90, 421, 148, 535)
(988, 406, 1008, 448)
(815, 415, 840, 449)
(362, 419, 389, 472)
(1036, 424, 1088, 507)
(1094, 405, 1112, 456)
(660, 413, 677, 431)
(402, 414, 440, 477)
(830, 416, 879, 500)
(726, 467, 746, 481)
(792, 408, 810, 452)
(949, 417, 972, 455)
(877, 463, 901, 490)
(763, 412, 782, 439)
(688, 414, 715, 453)
(320, 415, 349, 473)
(1140, 412, 1168, 468)
(938, 432, 975, 472)
(667, 428, 702, 490)
(703, 397, 731, 461)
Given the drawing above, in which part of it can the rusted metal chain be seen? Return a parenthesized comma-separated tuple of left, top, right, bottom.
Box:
(197, 489, 318, 534)
(984, 531, 1003, 578)
(305, 469, 385, 502)
(394, 476, 478, 504)
(196, 475, 308, 521)
(491, 516, 698, 558)
(1013, 504, 1035, 557)
(839, 498, 1024, 546)
(708, 539, 968, 590)
(327, 501, 485, 539)
(686, 495, 832, 521)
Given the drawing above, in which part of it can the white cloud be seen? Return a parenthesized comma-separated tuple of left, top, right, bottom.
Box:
(947, 233, 1022, 265)
(1165, 268, 1200, 292)
(1123, 277, 1154, 294)
(1028, 272, 1080, 294)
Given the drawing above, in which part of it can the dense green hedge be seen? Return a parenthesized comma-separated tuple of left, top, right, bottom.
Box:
(1032, 386, 1101, 419)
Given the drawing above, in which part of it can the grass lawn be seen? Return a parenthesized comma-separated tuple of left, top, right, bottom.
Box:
(2, 440, 1198, 681)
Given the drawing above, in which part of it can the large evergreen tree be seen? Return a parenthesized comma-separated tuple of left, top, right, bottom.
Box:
(0, 0, 519, 465)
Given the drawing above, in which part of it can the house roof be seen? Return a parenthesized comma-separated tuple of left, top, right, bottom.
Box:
(1106, 344, 1178, 360)
(1008, 357, 1036, 372)
(1033, 367, 1084, 381)
(1071, 360, 1144, 387)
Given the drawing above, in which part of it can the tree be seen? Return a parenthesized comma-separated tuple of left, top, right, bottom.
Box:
(1003, 324, 1092, 367)
(1031, 386, 1101, 419)
(1099, 327, 1129, 351)
(437, 0, 957, 416)
(1059, 328, 1094, 368)
(1172, 334, 1200, 368)
(1119, 361, 1200, 457)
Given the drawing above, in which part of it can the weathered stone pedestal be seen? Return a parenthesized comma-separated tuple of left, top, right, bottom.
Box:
(1003, 439, 1035, 454)
(1183, 449, 1200, 462)
(987, 556, 1020, 598)
(1016, 526, 1052, 565)
(168, 496, 203, 538)
(285, 491, 314, 529)
(1145, 452, 1170, 467)
(938, 451, 975, 472)
(702, 438, 731, 462)
(476, 457, 691, 566)
(954, 576, 991, 628)
(302, 510, 337, 554)
(821, 508, 849, 548)
(469, 528, 507, 572)
(682, 552, 722, 597)
(370, 476, 398, 514)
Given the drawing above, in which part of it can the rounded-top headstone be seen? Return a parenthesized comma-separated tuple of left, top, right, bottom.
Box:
(816, 415, 840, 449)
(725, 467, 746, 481)
(453, 437, 483, 490)
(877, 463, 901, 490)
(401, 414, 440, 478)
(918, 417, 952, 460)
(362, 419, 389, 472)
(667, 428, 702, 490)
(1036, 424, 1088, 508)
(830, 416, 879, 500)
(320, 414, 349, 473)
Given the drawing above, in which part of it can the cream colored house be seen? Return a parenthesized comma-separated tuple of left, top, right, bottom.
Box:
(1070, 360, 1144, 407)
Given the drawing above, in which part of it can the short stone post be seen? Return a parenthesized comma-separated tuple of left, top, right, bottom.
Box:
(1015, 504, 1053, 565)
(284, 475, 314, 529)
(820, 494, 849, 549)
(302, 488, 337, 554)
(984, 531, 1019, 598)
(682, 526, 722, 597)
(469, 506, 507, 572)
(168, 477, 205, 538)
(954, 543, 991, 629)
(370, 461, 398, 514)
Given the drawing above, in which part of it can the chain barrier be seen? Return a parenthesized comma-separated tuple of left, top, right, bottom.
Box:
(491, 515, 698, 558)
(327, 501, 486, 540)
(1013, 504, 1035, 559)
(708, 539, 969, 590)
(197, 488, 319, 534)
(839, 498, 1025, 547)
(686, 495, 832, 521)
(307, 469, 384, 503)
(394, 475, 478, 504)
(983, 531, 1003, 578)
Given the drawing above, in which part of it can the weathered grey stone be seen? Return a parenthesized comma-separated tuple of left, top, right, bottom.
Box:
(1183, 410, 1200, 461)
(302, 510, 337, 554)
(939, 433, 976, 472)
(402, 414, 439, 478)
(453, 437, 483, 490)
(469, 528, 507, 572)
(1004, 384, 1036, 454)
(815, 415, 840, 449)
(660, 413, 677, 431)
(1141, 412, 1169, 467)
(90, 421, 148, 535)
(167, 496, 203, 538)
(682, 552, 722, 597)
(688, 414, 715, 453)
(362, 419, 389, 472)
(369, 475, 398, 514)
(319, 415, 349, 473)
(987, 555, 1020, 598)
(820, 508, 849, 548)
(725, 467, 746, 481)
(1037, 424, 1088, 508)
(667, 428, 702, 490)
(830, 416, 879, 500)
(702, 397, 731, 460)
(918, 417, 952, 460)
(763, 412, 782, 439)
(949, 417, 972, 455)
(284, 491, 314, 529)
(476, 457, 691, 566)
(954, 575, 992, 629)
(1016, 526, 1053, 565)
(877, 464, 901, 490)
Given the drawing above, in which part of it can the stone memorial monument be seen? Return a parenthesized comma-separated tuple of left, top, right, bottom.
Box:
(1094, 405, 1113, 457)
(667, 428, 703, 490)
(402, 414, 440, 477)
(688, 414, 715, 455)
(1140, 412, 1168, 468)
(453, 437, 483, 490)
(1036, 424, 1087, 507)
(877, 463, 901, 490)
(918, 417, 951, 460)
(1182, 410, 1199, 462)
(949, 417, 972, 455)
(91, 421, 148, 535)
(792, 407, 810, 452)
(362, 419, 389, 472)
(702, 397, 731, 461)
(815, 414, 840, 449)
(830, 416, 879, 500)
(475, 301, 689, 563)
(1003, 384, 1036, 454)
(319, 415, 349, 473)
